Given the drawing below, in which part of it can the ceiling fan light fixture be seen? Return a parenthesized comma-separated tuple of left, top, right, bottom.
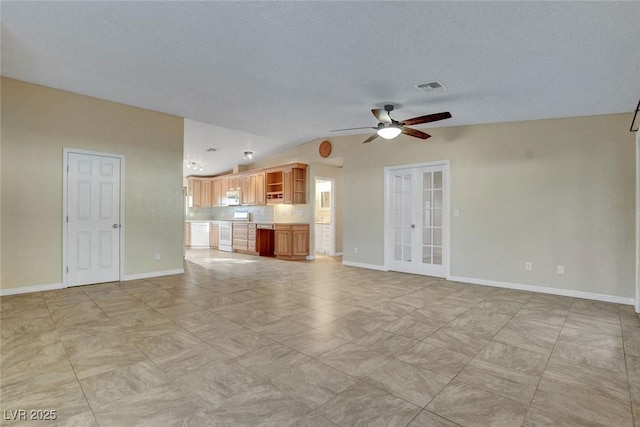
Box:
(377, 125, 402, 140)
(243, 150, 254, 160)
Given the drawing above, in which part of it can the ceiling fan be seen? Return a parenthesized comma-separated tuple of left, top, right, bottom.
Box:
(331, 104, 452, 143)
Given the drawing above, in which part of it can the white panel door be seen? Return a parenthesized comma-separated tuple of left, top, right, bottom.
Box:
(386, 163, 449, 277)
(67, 152, 121, 286)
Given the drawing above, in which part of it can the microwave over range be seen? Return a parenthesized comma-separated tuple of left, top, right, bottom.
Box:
(225, 190, 242, 206)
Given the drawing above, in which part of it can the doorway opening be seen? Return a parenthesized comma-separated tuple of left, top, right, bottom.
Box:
(314, 177, 335, 256)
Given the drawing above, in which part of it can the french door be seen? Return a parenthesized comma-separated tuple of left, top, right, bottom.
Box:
(385, 162, 449, 277)
(65, 151, 122, 286)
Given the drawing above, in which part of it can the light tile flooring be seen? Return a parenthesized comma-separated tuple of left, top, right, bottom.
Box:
(2, 249, 640, 426)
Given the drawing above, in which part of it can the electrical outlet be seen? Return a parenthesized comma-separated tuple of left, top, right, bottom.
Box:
(557, 265, 565, 275)
(155, 252, 161, 261)
(525, 262, 532, 271)
(354, 246, 358, 254)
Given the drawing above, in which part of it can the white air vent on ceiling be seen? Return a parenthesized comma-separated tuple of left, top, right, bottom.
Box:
(416, 81, 446, 93)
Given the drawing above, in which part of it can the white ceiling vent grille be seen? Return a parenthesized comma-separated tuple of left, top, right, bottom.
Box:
(416, 81, 446, 93)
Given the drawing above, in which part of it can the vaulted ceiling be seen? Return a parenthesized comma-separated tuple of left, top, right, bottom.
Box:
(2, 1, 639, 175)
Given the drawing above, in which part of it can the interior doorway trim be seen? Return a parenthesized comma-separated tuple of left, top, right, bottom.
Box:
(383, 160, 451, 278)
(636, 132, 640, 313)
(62, 148, 126, 287)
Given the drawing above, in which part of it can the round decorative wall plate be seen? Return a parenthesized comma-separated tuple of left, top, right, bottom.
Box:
(319, 140, 332, 158)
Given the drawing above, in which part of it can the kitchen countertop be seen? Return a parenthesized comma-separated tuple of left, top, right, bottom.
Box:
(186, 220, 310, 225)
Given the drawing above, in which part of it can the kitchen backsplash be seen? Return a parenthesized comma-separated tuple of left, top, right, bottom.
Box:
(187, 205, 275, 222)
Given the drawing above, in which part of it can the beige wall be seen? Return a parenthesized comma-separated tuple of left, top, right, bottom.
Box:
(255, 114, 636, 299)
(1, 78, 184, 290)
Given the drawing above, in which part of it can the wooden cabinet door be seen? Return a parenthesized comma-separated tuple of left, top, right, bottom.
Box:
(292, 227, 309, 256)
(241, 175, 256, 205)
(192, 179, 202, 207)
(212, 180, 221, 206)
(229, 177, 240, 191)
(248, 174, 257, 205)
(209, 224, 219, 247)
(274, 229, 291, 256)
(202, 180, 212, 207)
(256, 172, 266, 205)
(283, 169, 293, 204)
(220, 179, 229, 204)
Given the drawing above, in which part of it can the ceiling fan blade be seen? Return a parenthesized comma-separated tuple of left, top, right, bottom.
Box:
(401, 112, 452, 126)
(402, 127, 431, 140)
(330, 126, 376, 132)
(362, 133, 380, 144)
(371, 109, 392, 124)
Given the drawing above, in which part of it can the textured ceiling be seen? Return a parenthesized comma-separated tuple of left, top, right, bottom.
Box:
(2, 1, 639, 175)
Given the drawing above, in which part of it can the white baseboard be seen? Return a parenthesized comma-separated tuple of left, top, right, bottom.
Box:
(123, 269, 185, 281)
(0, 282, 64, 296)
(448, 275, 635, 306)
(342, 260, 389, 272)
(334, 252, 343, 256)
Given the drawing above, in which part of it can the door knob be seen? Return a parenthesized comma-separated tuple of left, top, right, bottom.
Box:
(112, 224, 120, 229)
(410, 224, 416, 229)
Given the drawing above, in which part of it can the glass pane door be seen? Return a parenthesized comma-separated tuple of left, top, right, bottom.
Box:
(392, 172, 413, 264)
(386, 163, 448, 278)
(422, 170, 443, 266)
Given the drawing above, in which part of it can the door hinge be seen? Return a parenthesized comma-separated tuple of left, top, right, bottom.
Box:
(66, 266, 69, 273)
(67, 165, 69, 173)
(66, 216, 69, 223)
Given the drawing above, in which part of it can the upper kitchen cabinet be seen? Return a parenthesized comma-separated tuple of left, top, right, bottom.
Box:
(255, 172, 266, 205)
(188, 163, 306, 207)
(267, 164, 307, 205)
(188, 177, 213, 208)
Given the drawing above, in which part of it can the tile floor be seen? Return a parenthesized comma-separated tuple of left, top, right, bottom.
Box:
(1, 249, 640, 426)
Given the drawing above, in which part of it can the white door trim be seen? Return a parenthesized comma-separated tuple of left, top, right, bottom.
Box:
(384, 160, 451, 278)
(636, 132, 640, 313)
(62, 148, 125, 287)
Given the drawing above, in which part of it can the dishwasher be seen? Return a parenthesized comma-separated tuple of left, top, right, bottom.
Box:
(218, 221, 233, 252)
(190, 222, 210, 248)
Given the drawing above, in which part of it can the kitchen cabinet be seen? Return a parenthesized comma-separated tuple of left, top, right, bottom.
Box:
(255, 172, 266, 205)
(315, 223, 331, 254)
(243, 172, 265, 206)
(274, 224, 309, 260)
(283, 169, 292, 204)
(266, 170, 284, 204)
(291, 167, 306, 204)
(187, 178, 213, 207)
(266, 166, 306, 205)
(228, 176, 241, 191)
(247, 223, 257, 254)
(209, 222, 219, 248)
(212, 179, 229, 207)
(189, 179, 202, 207)
(212, 180, 222, 207)
(188, 163, 306, 207)
(232, 223, 248, 252)
(242, 174, 257, 205)
(202, 180, 212, 207)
